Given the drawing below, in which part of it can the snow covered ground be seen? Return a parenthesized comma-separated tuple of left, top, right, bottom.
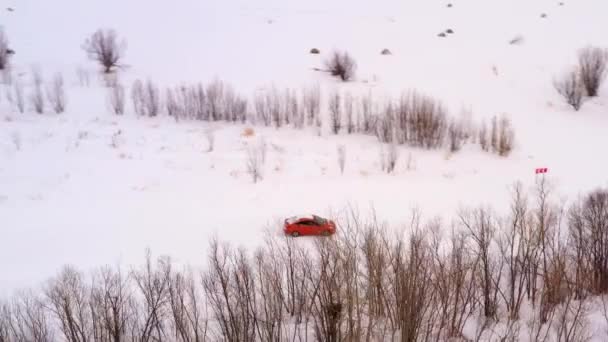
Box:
(1, 0, 608, 296)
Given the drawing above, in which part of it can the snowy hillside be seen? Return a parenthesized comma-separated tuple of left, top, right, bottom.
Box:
(1, 1, 608, 335)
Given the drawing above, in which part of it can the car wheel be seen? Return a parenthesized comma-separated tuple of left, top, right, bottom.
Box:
(321, 230, 330, 236)
(291, 231, 300, 237)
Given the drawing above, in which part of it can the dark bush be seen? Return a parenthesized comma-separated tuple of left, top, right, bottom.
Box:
(325, 51, 356, 81)
(82, 29, 126, 74)
(310, 48, 320, 54)
(554, 69, 585, 111)
(578, 46, 607, 97)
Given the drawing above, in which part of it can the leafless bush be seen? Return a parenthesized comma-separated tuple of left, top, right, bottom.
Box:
(82, 29, 126, 74)
(29, 68, 45, 114)
(246, 139, 265, 183)
(337, 144, 346, 174)
(205, 129, 215, 152)
(165, 88, 180, 119)
(459, 208, 502, 319)
(132, 80, 160, 117)
(11, 131, 21, 151)
(554, 69, 585, 111)
(10, 80, 25, 113)
(568, 188, 608, 294)
(206, 80, 224, 121)
(0, 29, 11, 71)
(131, 80, 144, 116)
(393, 91, 447, 149)
(360, 91, 376, 134)
(46, 73, 66, 114)
(380, 142, 398, 173)
(447, 118, 464, 153)
(108, 83, 125, 115)
(490, 116, 498, 152)
(376, 103, 394, 143)
(303, 85, 321, 126)
(479, 119, 489, 151)
(76, 67, 91, 87)
(344, 93, 355, 134)
(497, 115, 515, 156)
(325, 50, 357, 81)
(578, 46, 607, 97)
(329, 91, 342, 134)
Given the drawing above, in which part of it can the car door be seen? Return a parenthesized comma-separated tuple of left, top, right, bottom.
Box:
(298, 219, 316, 235)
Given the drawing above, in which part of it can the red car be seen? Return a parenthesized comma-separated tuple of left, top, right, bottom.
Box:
(284, 215, 336, 237)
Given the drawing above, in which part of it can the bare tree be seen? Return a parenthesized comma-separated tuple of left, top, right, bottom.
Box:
(578, 46, 607, 97)
(90, 265, 132, 342)
(554, 69, 585, 111)
(0, 29, 12, 71)
(83, 29, 126, 74)
(46, 73, 66, 114)
(108, 83, 126, 115)
(131, 80, 145, 116)
(45, 266, 92, 342)
(337, 145, 346, 174)
(479, 119, 489, 151)
(131, 251, 172, 342)
(329, 91, 342, 134)
(325, 51, 357, 81)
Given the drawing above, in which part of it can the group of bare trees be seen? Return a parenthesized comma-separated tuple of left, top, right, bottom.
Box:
(554, 46, 607, 111)
(479, 115, 515, 156)
(2, 182, 606, 341)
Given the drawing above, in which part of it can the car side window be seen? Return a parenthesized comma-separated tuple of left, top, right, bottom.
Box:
(299, 220, 317, 226)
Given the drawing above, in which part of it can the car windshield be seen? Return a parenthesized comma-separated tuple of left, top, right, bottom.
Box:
(312, 215, 327, 225)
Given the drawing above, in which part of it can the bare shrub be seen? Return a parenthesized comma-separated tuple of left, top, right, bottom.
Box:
(497, 115, 515, 156)
(328, 91, 342, 134)
(89, 266, 132, 342)
(205, 129, 215, 152)
(11, 80, 25, 113)
(29, 68, 45, 114)
(337, 144, 346, 174)
(344, 93, 355, 134)
(554, 69, 585, 111)
(568, 189, 608, 294)
(447, 118, 464, 153)
(11, 131, 21, 151)
(578, 46, 607, 97)
(360, 91, 376, 134)
(131, 80, 145, 116)
(325, 50, 357, 81)
(46, 73, 66, 114)
(403, 91, 447, 149)
(303, 85, 321, 126)
(246, 139, 265, 183)
(132, 80, 160, 117)
(75, 67, 91, 87)
(380, 143, 398, 173)
(82, 29, 126, 74)
(108, 83, 125, 115)
(376, 103, 394, 143)
(0, 29, 11, 71)
(479, 119, 489, 151)
(206, 80, 224, 121)
(490, 116, 498, 152)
